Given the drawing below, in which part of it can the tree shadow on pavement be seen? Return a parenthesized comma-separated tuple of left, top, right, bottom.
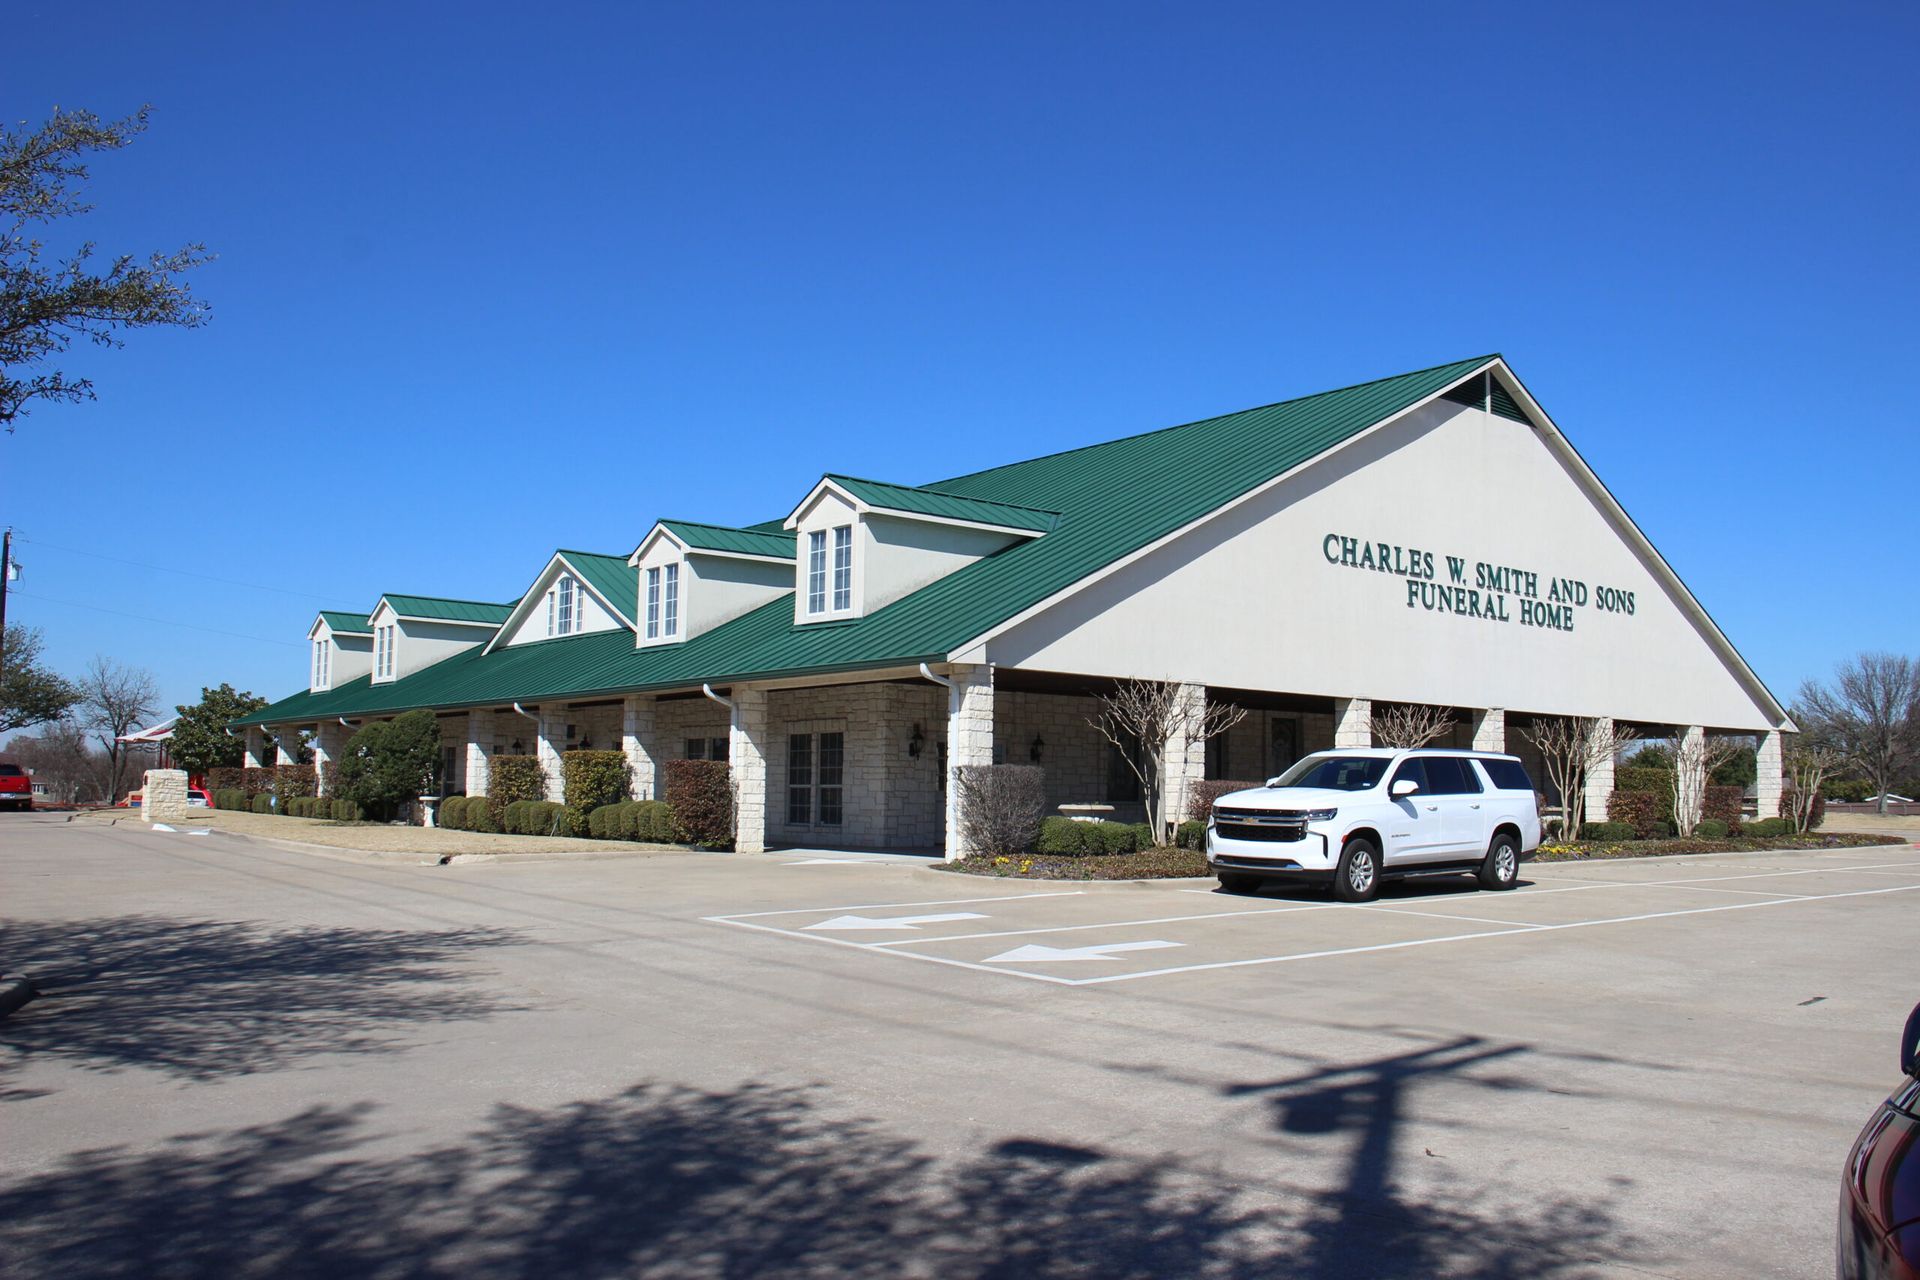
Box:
(0, 915, 525, 1080)
(0, 1077, 1656, 1279)
(1225, 1032, 1651, 1278)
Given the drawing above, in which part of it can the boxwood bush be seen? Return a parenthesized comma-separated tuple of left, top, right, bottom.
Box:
(465, 797, 499, 833)
(1035, 817, 1151, 854)
(622, 799, 674, 842)
(1175, 819, 1207, 850)
(1744, 817, 1792, 839)
(439, 796, 469, 830)
(563, 750, 629, 815)
(1693, 818, 1730, 839)
(1578, 821, 1637, 842)
(250, 793, 274, 814)
(485, 756, 547, 829)
(330, 798, 364, 822)
(664, 759, 732, 848)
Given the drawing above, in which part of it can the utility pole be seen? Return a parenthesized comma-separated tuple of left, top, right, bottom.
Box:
(0, 527, 10, 679)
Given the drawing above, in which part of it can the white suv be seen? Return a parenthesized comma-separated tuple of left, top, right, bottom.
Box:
(1206, 748, 1542, 901)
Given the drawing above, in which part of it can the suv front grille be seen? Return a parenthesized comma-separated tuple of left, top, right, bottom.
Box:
(1214, 807, 1308, 843)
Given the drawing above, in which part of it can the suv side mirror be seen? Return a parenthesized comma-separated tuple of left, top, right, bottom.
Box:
(1902, 1002, 1920, 1077)
(1391, 779, 1419, 799)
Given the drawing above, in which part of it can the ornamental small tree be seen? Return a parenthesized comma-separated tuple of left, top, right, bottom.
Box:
(334, 709, 441, 821)
(168, 683, 268, 777)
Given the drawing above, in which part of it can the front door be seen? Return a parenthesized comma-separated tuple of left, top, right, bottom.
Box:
(1383, 758, 1450, 863)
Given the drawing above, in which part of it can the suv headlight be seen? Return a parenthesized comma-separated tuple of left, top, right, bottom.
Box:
(1302, 808, 1338, 822)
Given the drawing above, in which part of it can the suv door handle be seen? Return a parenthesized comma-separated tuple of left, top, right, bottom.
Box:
(1470, 803, 1481, 809)
(1423, 805, 1438, 812)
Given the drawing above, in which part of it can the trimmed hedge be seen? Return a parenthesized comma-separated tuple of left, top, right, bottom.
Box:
(439, 796, 469, 830)
(1176, 819, 1207, 850)
(465, 797, 499, 833)
(1693, 818, 1730, 839)
(1187, 779, 1263, 824)
(1703, 785, 1744, 832)
(664, 759, 732, 848)
(485, 756, 548, 829)
(623, 799, 674, 842)
(330, 799, 364, 822)
(503, 800, 576, 837)
(1578, 821, 1637, 842)
(1035, 817, 1153, 855)
(1604, 790, 1664, 839)
(208, 766, 245, 796)
(1744, 817, 1792, 839)
(563, 750, 629, 814)
(214, 788, 247, 811)
(250, 793, 274, 814)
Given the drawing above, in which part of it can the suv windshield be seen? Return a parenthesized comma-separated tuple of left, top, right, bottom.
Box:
(1271, 755, 1389, 792)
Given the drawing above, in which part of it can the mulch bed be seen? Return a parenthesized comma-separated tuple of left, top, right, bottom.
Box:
(1532, 832, 1908, 862)
(937, 847, 1210, 880)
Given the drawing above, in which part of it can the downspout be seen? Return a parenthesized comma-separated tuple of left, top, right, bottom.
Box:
(917, 661, 954, 692)
(700, 683, 732, 711)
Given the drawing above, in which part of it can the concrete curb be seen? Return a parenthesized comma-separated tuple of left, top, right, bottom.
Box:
(0, 976, 41, 1021)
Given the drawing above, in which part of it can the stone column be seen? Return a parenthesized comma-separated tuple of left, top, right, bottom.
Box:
(623, 694, 658, 800)
(243, 726, 266, 769)
(1161, 682, 1207, 839)
(944, 664, 995, 861)
(274, 730, 299, 767)
(313, 722, 351, 796)
(729, 686, 770, 854)
(537, 707, 567, 803)
(143, 769, 189, 823)
(465, 709, 495, 798)
(1471, 708, 1505, 753)
(1582, 717, 1617, 825)
(1333, 698, 1372, 749)
(1754, 729, 1784, 823)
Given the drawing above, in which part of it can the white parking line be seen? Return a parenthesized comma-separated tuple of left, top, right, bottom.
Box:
(865, 901, 1337, 947)
(712, 889, 1085, 921)
(1070, 883, 1920, 986)
(1353, 904, 1551, 929)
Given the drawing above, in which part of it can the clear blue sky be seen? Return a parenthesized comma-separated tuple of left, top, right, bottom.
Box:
(5, 0, 1915, 721)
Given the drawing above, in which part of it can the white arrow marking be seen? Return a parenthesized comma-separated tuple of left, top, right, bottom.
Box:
(804, 911, 987, 932)
(150, 823, 177, 832)
(986, 940, 1183, 964)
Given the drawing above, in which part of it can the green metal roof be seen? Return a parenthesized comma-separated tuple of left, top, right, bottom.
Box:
(556, 550, 640, 622)
(657, 521, 797, 559)
(379, 594, 514, 625)
(317, 610, 372, 634)
(238, 356, 1495, 725)
(823, 475, 1061, 533)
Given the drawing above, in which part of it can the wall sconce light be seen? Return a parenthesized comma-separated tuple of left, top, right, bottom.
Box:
(907, 723, 925, 759)
(579, 736, 593, 751)
(1030, 735, 1045, 763)
(511, 739, 524, 754)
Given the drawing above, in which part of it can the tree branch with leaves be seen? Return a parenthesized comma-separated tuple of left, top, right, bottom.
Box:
(2, 106, 211, 431)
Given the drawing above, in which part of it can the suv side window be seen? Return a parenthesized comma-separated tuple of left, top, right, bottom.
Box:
(1391, 758, 1429, 793)
(1422, 756, 1482, 795)
(1477, 757, 1534, 792)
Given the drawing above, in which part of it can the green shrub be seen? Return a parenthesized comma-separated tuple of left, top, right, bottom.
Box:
(1604, 790, 1663, 839)
(953, 764, 1046, 858)
(665, 759, 732, 848)
(1694, 818, 1730, 839)
(1036, 817, 1143, 854)
(619, 799, 673, 842)
(1825, 778, 1872, 803)
(330, 798, 364, 822)
(1176, 819, 1207, 850)
(215, 788, 246, 811)
(485, 756, 547, 829)
(439, 796, 468, 830)
(251, 793, 274, 814)
(208, 767, 245, 796)
(335, 710, 442, 821)
(240, 766, 274, 798)
(271, 764, 316, 807)
(1578, 821, 1637, 842)
(588, 803, 618, 839)
(563, 750, 629, 816)
(465, 798, 499, 833)
(1187, 779, 1263, 824)
(1744, 817, 1792, 839)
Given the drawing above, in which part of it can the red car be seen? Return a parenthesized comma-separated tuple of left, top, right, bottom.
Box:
(1840, 1003, 1920, 1279)
(0, 762, 30, 812)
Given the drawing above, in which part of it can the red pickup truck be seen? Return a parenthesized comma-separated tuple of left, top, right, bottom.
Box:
(0, 763, 31, 812)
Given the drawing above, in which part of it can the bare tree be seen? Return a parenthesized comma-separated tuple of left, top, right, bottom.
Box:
(1523, 717, 1639, 838)
(1666, 732, 1745, 837)
(954, 764, 1046, 858)
(1090, 680, 1247, 841)
(1370, 703, 1453, 749)
(1783, 745, 1844, 834)
(1794, 653, 1920, 814)
(76, 656, 158, 801)
(2, 718, 96, 802)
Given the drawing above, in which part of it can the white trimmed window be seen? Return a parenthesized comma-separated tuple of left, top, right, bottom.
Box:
(646, 568, 661, 639)
(806, 530, 827, 614)
(558, 575, 575, 634)
(312, 639, 329, 688)
(831, 525, 852, 611)
(786, 729, 845, 826)
(375, 624, 395, 679)
(547, 574, 578, 638)
(663, 563, 679, 637)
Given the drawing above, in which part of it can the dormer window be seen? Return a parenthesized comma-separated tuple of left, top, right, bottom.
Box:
(806, 525, 853, 616)
(664, 563, 679, 636)
(646, 564, 681, 639)
(546, 574, 579, 637)
(311, 639, 330, 689)
(375, 624, 395, 679)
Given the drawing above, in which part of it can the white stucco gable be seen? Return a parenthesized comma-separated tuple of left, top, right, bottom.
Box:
(964, 365, 1788, 732)
(488, 553, 634, 651)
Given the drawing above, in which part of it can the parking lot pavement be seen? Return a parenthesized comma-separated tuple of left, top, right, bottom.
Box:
(4, 817, 1918, 1279)
(706, 848, 1920, 986)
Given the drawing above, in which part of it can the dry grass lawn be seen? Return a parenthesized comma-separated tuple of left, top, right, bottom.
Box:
(71, 807, 684, 859)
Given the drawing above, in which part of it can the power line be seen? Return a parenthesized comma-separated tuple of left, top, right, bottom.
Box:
(8, 589, 305, 648)
(10, 534, 362, 606)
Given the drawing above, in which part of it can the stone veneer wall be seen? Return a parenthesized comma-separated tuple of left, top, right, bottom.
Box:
(766, 682, 946, 850)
